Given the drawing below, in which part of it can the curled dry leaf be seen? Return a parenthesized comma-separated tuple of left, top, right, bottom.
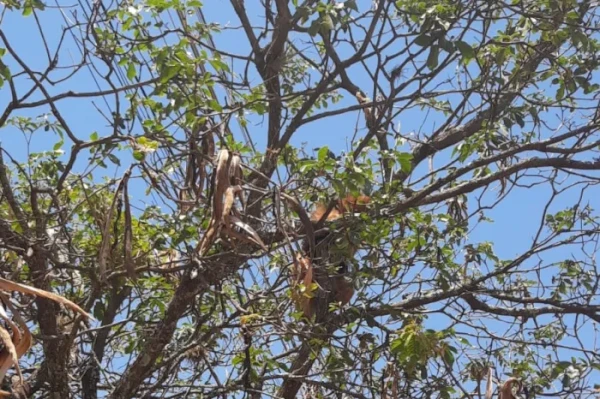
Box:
(197, 149, 267, 255)
(222, 185, 242, 226)
(281, 193, 315, 255)
(0, 281, 90, 388)
(197, 149, 230, 255)
(213, 149, 231, 220)
(0, 278, 91, 319)
(122, 170, 136, 280)
(196, 131, 215, 202)
(355, 91, 374, 127)
(0, 295, 31, 383)
(0, 326, 19, 384)
(486, 367, 494, 399)
(98, 170, 131, 280)
(180, 128, 215, 213)
(198, 149, 267, 256)
(228, 154, 243, 193)
(290, 254, 314, 319)
(229, 216, 267, 251)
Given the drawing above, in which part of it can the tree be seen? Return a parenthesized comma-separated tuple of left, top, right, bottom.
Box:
(0, 0, 599, 397)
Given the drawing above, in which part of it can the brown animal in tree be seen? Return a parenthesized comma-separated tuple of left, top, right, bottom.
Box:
(309, 194, 371, 223)
(499, 378, 523, 399)
(486, 373, 525, 399)
(291, 195, 370, 319)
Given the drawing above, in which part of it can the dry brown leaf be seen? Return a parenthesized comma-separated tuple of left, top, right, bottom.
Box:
(198, 149, 264, 255)
(355, 91, 374, 126)
(229, 154, 243, 186)
(486, 367, 494, 399)
(229, 216, 267, 251)
(281, 193, 315, 255)
(213, 149, 230, 220)
(291, 254, 314, 318)
(392, 364, 399, 398)
(198, 132, 215, 199)
(3, 296, 31, 360)
(0, 325, 20, 384)
(221, 185, 241, 224)
(122, 170, 136, 280)
(0, 278, 91, 319)
(0, 305, 19, 345)
(222, 185, 243, 239)
(197, 149, 230, 255)
(0, 294, 31, 385)
(182, 138, 197, 209)
(98, 171, 130, 280)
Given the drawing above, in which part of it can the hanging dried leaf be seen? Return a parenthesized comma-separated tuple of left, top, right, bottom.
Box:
(197, 148, 266, 255)
(0, 294, 32, 383)
(122, 170, 136, 280)
(291, 254, 314, 319)
(392, 364, 399, 398)
(197, 149, 230, 255)
(229, 216, 267, 251)
(222, 186, 241, 223)
(213, 149, 230, 220)
(199, 131, 215, 197)
(229, 153, 243, 186)
(356, 91, 374, 127)
(0, 326, 20, 384)
(180, 137, 198, 212)
(1, 295, 31, 362)
(222, 185, 243, 236)
(381, 365, 387, 399)
(0, 324, 21, 383)
(98, 172, 130, 280)
(281, 193, 315, 256)
(0, 278, 91, 319)
(486, 367, 494, 399)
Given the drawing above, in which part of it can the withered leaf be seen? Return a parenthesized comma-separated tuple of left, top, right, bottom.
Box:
(229, 216, 267, 251)
(0, 277, 91, 319)
(122, 170, 136, 280)
(98, 170, 131, 280)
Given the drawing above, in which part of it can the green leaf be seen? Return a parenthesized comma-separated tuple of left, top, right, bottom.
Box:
(0, 60, 11, 80)
(414, 34, 432, 47)
(90, 132, 99, 141)
(308, 20, 320, 37)
(297, 6, 311, 23)
(438, 37, 454, 53)
(345, 0, 358, 11)
(396, 152, 413, 173)
(160, 65, 181, 83)
(53, 140, 63, 151)
(556, 84, 565, 100)
(320, 14, 334, 34)
(317, 146, 330, 162)
(455, 41, 475, 63)
(427, 45, 439, 70)
(133, 151, 145, 161)
(127, 63, 136, 80)
(108, 154, 121, 166)
(32, 0, 45, 10)
(207, 99, 223, 112)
